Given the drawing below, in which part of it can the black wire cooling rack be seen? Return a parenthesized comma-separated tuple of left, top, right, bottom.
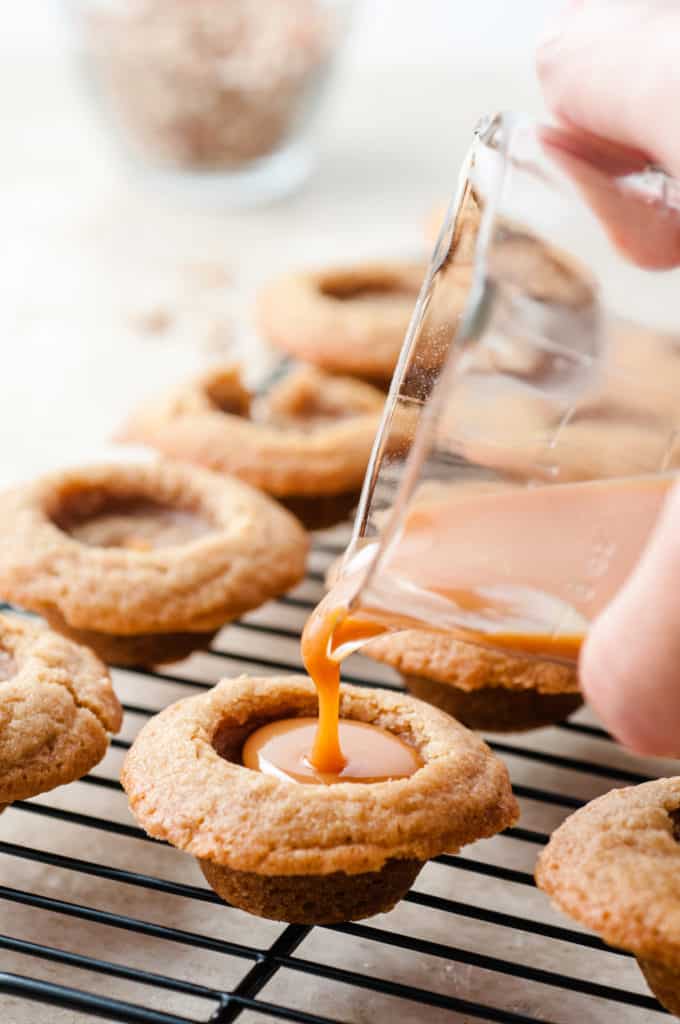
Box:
(0, 525, 675, 1024)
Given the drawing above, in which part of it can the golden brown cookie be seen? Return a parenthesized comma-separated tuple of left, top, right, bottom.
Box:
(256, 263, 426, 384)
(0, 612, 122, 808)
(122, 674, 518, 923)
(364, 631, 581, 732)
(118, 364, 385, 528)
(536, 779, 680, 1017)
(0, 462, 308, 666)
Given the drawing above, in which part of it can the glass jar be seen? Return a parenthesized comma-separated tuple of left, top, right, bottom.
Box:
(68, 0, 354, 204)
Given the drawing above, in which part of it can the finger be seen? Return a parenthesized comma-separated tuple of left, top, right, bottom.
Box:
(580, 480, 680, 756)
(537, 0, 680, 180)
(540, 125, 680, 269)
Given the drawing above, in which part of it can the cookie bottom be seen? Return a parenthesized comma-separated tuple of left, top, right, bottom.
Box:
(44, 611, 218, 667)
(281, 490, 361, 531)
(638, 957, 680, 1016)
(404, 675, 583, 732)
(199, 856, 423, 924)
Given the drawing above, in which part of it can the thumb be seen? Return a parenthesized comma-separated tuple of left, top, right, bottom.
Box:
(580, 480, 680, 756)
(537, 0, 680, 180)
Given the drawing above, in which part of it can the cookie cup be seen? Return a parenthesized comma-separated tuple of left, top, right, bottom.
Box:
(256, 263, 425, 385)
(122, 675, 519, 924)
(364, 631, 581, 732)
(0, 462, 308, 666)
(536, 778, 680, 1017)
(0, 612, 121, 808)
(119, 365, 385, 529)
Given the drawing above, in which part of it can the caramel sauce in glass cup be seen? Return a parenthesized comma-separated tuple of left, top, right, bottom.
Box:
(300, 475, 676, 774)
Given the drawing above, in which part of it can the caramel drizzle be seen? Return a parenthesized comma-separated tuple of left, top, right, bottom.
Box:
(301, 601, 387, 773)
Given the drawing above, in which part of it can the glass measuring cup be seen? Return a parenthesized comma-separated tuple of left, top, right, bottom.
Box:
(332, 112, 680, 664)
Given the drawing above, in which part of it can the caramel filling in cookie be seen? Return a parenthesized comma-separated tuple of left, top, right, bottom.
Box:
(302, 602, 388, 772)
(0, 649, 17, 682)
(242, 717, 422, 785)
(52, 495, 214, 551)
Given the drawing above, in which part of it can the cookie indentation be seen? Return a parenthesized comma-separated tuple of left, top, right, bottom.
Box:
(319, 274, 419, 305)
(212, 712, 275, 765)
(53, 495, 214, 551)
(0, 649, 17, 682)
(259, 395, 344, 427)
(668, 807, 680, 843)
(253, 376, 355, 431)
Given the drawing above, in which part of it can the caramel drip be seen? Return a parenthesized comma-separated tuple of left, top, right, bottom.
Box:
(301, 587, 581, 771)
(242, 717, 422, 785)
(301, 600, 386, 773)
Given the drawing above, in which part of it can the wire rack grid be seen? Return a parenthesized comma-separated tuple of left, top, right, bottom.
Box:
(0, 524, 675, 1024)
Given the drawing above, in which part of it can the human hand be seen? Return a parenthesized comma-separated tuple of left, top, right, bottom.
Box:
(538, 0, 680, 180)
(538, 0, 680, 756)
(538, 0, 680, 270)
